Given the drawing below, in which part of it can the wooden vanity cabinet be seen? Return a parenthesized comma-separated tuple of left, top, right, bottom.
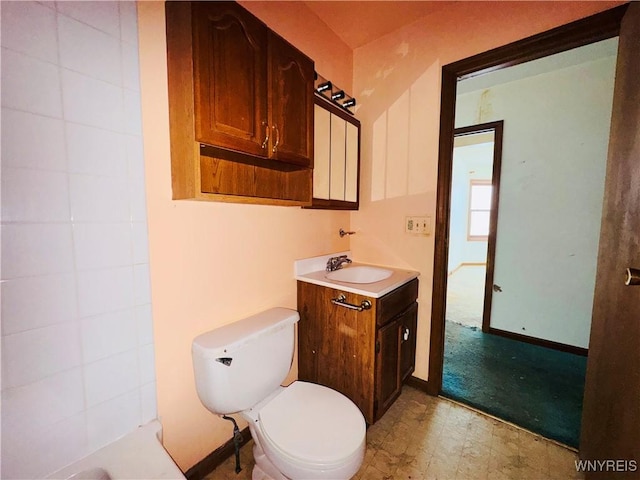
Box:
(297, 278, 418, 424)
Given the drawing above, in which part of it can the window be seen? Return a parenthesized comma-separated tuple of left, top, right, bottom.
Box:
(468, 180, 492, 240)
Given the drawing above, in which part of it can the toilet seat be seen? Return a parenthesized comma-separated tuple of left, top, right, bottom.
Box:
(254, 381, 366, 478)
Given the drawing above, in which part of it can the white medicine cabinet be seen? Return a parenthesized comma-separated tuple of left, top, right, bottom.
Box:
(309, 96, 360, 210)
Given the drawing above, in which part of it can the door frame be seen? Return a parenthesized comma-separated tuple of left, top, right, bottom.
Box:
(426, 5, 628, 396)
(450, 121, 504, 335)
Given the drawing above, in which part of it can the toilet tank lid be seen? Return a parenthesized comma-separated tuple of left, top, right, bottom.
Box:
(192, 308, 299, 357)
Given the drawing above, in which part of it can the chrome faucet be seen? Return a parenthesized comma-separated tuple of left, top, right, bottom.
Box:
(326, 255, 352, 272)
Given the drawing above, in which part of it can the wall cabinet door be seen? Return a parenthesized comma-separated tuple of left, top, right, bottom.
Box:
(313, 105, 331, 199)
(167, 1, 314, 205)
(345, 122, 359, 202)
(310, 98, 360, 209)
(192, 2, 268, 156)
(191, 2, 313, 168)
(268, 32, 314, 167)
(329, 116, 347, 200)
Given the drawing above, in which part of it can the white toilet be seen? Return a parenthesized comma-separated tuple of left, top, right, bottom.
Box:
(192, 308, 366, 480)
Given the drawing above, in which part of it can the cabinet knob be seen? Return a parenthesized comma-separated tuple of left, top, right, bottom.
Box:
(403, 327, 410, 342)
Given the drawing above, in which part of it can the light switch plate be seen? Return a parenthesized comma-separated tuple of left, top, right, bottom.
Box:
(405, 216, 431, 235)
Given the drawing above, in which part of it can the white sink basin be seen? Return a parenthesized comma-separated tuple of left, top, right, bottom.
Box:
(325, 266, 393, 284)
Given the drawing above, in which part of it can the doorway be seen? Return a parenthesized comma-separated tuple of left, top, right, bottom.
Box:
(445, 122, 502, 333)
(428, 6, 626, 448)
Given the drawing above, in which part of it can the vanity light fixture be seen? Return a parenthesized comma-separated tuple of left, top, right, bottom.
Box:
(314, 72, 356, 114)
(316, 81, 332, 93)
(342, 98, 356, 109)
(331, 90, 345, 101)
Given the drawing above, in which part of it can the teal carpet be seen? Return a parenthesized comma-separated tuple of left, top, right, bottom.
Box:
(442, 321, 587, 447)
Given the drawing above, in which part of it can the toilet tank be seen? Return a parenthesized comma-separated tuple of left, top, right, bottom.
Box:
(192, 308, 299, 414)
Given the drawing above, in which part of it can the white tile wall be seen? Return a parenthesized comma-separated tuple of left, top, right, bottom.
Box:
(58, 16, 123, 86)
(66, 123, 128, 177)
(1, 48, 64, 117)
(1, 1, 59, 62)
(76, 267, 135, 318)
(1, 273, 78, 335)
(1, 109, 67, 170)
(1, 2, 156, 478)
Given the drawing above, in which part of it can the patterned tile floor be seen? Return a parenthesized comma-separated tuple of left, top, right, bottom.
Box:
(207, 386, 583, 480)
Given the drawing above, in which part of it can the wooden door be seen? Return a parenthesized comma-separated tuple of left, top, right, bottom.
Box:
(580, 4, 640, 475)
(192, 2, 268, 156)
(399, 303, 419, 383)
(375, 318, 402, 419)
(268, 31, 314, 167)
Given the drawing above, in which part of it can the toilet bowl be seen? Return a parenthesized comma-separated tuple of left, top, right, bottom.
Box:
(192, 308, 366, 480)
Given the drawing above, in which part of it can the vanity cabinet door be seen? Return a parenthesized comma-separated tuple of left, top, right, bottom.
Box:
(374, 302, 417, 420)
(297, 278, 419, 424)
(376, 318, 402, 417)
(399, 303, 418, 382)
(192, 2, 268, 156)
(297, 282, 376, 423)
(268, 32, 314, 167)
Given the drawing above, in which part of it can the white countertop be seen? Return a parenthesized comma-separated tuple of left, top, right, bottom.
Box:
(294, 252, 419, 298)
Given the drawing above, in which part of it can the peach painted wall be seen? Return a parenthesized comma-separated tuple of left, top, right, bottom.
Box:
(350, 1, 624, 381)
(240, 1, 353, 92)
(137, 2, 352, 471)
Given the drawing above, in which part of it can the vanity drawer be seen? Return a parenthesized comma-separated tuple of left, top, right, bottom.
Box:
(376, 278, 418, 326)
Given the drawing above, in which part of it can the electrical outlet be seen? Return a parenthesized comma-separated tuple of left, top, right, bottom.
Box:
(405, 217, 415, 234)
(405, 216, 431, 235)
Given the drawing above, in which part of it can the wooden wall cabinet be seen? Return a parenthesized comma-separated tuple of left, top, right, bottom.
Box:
(166, 1, 314, 205)
(297, 279, 418, 423)
(309, 97, 360, 210)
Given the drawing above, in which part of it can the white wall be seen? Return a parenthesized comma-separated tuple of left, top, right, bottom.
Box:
(455, 53, 616, 348)
(448, 142, 493, 272)
(1, 2, 156, 478)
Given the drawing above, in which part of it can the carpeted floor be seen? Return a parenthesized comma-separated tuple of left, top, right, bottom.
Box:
(442, 320, 587, 447)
